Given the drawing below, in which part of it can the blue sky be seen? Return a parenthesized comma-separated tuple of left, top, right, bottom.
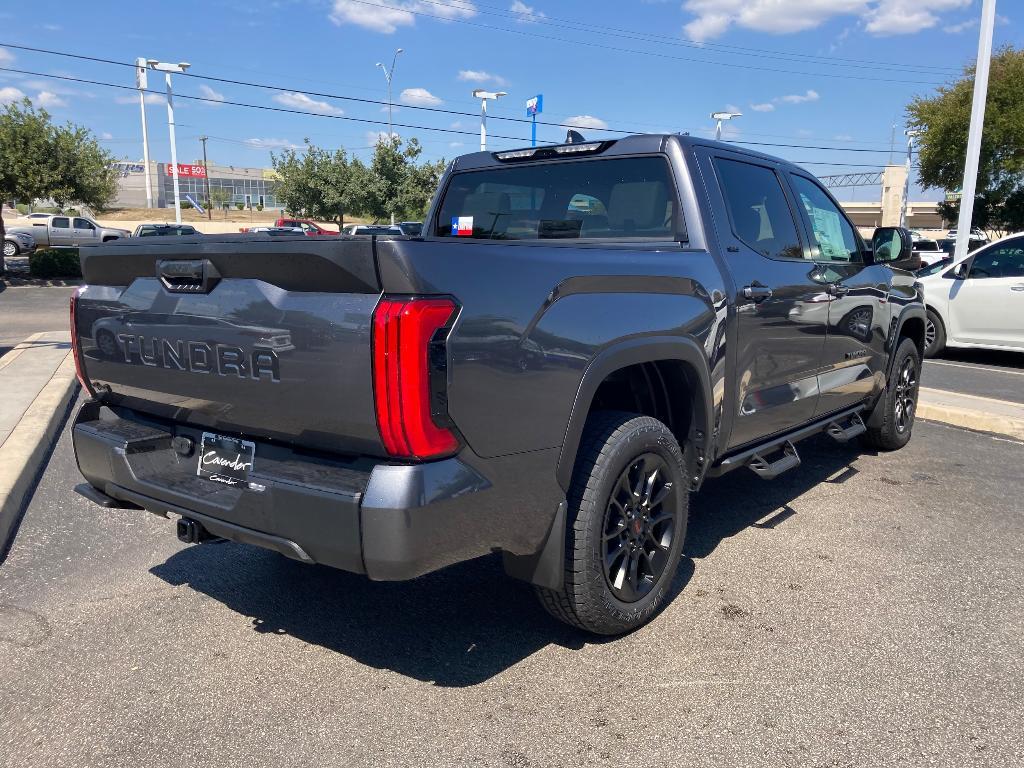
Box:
(0, 0, 1020, 201)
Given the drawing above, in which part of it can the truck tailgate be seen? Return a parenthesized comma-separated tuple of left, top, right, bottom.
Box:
(75, 235, 384, 456)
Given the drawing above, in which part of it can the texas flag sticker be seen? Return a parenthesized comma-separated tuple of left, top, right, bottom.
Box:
(451, 216, 474, 236)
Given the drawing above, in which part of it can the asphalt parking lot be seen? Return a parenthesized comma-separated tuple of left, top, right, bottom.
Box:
(0, 278, 77, 354)
(924, 351, 1024, 404)
(1, 407, 1021, 768)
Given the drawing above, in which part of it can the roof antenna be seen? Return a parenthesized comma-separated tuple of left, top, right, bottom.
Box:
(565, 129, 586, 144)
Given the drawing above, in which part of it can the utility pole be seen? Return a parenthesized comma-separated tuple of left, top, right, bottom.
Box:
(900, 129, 921, 228)
(473, 89, 507, 151)
(889, 122, 897, 165)
(199, 135, 212, 220)
(376, 48, 403, 225)
(135, 58, 154, 208)
(954, 0, 997, 261)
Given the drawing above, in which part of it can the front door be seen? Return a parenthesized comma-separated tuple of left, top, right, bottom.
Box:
(948, 237, 1024, 349)
(698, 151, 829, 450)
(73, 217, 99, 246)
(785, 173, 892, 417)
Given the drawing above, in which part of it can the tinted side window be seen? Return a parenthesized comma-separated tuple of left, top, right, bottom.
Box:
(434, 156, 679, 241)
(970, 239, 1024, 279)
(714, 158, 802, 260)
(74, 218, 95, 230)
(51, 217, 70, 229)
(790, 175, 861, 263)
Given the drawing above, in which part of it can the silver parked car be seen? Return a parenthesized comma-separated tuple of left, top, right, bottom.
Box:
(8, 215, 131, 247)
(4, 229, 36, 257)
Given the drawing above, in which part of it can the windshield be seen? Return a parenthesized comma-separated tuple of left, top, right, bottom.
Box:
(434, 156, 680, 240)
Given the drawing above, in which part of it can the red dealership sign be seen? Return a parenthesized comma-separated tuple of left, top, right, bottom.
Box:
(165, 163, 207, 178)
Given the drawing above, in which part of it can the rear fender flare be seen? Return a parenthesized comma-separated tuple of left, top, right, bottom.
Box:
(555, 335, 714, 493)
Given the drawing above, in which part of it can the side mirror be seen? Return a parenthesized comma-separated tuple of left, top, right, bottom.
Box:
(872, 226, 918, 270)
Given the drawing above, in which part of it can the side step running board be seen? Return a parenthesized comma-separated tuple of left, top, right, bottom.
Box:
(747, 441, 800, 480)
(826, 413, 866, 444)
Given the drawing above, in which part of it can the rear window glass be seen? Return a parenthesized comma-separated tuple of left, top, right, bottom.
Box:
(434, 156, 680, 240)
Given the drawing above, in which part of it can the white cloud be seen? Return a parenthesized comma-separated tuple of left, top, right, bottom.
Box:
(563, 115, 608, 130)
(34, 91, 67, 109)
(450, 120, 464, 129)
(115, 93, 167, 106)
(833, 133, 854, 141)
(400, 87, 442, 107)
(865, 0, 970, 36)
(749, 102, 775, 112)
(101, 132, 114, 140)
(366, 130, 400, 146)
(273, 91, 343, 115)
(0, 86, 26, 105)
(457, 69, 508, 86)
(329, 0, 477, 34)
(449, 141, 464, 148)
(244, 137, 301, 150)
(0, 47, 13, 65)
(198, 84, 225, 105)
(681, 0, 969, 41)
(779, 89, 819, 104)
(510, 1, 545, 23)
(796, 128, 814, 137)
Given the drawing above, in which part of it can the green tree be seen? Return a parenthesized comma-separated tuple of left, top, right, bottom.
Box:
(366, 137, 445, 223)
(0, 99, 118, 232)
(907, 46, 1024, 235)
(271, 140, 366, 227)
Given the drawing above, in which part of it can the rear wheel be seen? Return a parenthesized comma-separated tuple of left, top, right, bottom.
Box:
(536, 412, 688, 635)
(2, 240, 17, 258)
(95, 330, 118, 358)
(863, 337, 920, 451)
(924, 308, 946, 358)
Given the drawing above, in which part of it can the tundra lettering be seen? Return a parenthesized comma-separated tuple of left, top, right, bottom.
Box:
(114, 334, 280, 382)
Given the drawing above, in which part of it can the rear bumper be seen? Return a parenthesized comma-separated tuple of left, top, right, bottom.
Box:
(72, 402, 562, 581)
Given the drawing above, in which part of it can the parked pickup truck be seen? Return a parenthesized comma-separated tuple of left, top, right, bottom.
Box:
(239, 218, 338, 236)
(9, 215, 131, 248)
(70, 134, 925, 635)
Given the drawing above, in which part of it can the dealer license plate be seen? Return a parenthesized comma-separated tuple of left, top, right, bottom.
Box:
(197, 432, 256, 487)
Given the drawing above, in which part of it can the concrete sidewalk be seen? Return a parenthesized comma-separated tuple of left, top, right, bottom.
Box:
(0, 331, 79, 558)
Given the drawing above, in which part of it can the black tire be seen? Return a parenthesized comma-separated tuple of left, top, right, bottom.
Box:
(2, 240, 18, 258)
(536, 411, 688, 635)
(95, 329, 118, 358)
(924, 308, 946, 358)
(863, 337, 921, 451)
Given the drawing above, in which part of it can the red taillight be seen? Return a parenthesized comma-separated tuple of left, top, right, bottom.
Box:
(69, 292, 94, 396)
(373, 297, 459, 459)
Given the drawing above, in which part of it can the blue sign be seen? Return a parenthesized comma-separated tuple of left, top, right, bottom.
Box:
(526, 94, 543, 117)
(184, 193, 206, 215)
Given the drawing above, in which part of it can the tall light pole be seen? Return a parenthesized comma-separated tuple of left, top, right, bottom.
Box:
(473, 89, 507, 151)
(711, 111, 742, 141)
(135, 58, 154, 208)
(954, 0, 997, 260)
(376, 48, 403, 144)
(900, 129, 921, 228)
(147, 59, 190, 224)
(199, 135, 212, 221)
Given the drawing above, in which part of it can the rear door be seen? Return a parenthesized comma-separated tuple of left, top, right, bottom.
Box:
(785, 172, 892, 417)
(949, 237, 1024, 348)
(49, 216, 73, 246)
(697, 150, 828, 449)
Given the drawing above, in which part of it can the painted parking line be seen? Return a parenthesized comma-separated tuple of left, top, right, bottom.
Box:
(925, 359, 1024, 376)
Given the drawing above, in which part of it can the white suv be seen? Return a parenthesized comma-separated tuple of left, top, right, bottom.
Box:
(918, 234, 1024, 357)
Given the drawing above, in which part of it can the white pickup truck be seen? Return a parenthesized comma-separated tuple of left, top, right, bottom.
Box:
(8, 215, 131, 248)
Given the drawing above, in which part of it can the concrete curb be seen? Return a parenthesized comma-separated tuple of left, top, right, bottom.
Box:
(0, 353, 79, 557)
(917, 387, 1024, 441)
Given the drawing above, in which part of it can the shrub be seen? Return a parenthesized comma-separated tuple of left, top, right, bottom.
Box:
(16, 203, 29, 214)
(235, 203, 245, 210)
(29, 248, 81, 278)
(256, 204, 264, 212)
(181, 200, 193, 209)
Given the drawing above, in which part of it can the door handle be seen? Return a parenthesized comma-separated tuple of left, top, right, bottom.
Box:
(742, 284, 773, 302)
(1011, 284, 1024, 292)
(826, 282, 850, 297)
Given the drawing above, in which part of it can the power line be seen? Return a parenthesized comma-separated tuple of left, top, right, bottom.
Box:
(0, 45, 903, 154)
(334, 0, 949, 86)
(404, 0, 961, 76)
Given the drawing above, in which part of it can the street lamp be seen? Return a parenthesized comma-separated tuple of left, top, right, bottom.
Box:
(711, 111, 742, 141)
(146, 59, 191, 224)
(376, 48, 403, 145)
(473, 89, 507, 151)
(134, 58, 154, 209)
(900, 129, 922, 228)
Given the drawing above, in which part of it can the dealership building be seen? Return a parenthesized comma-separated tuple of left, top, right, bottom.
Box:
(112, 161, 280, 210)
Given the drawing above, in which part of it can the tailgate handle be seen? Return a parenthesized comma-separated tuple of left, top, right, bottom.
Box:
(157, 259, 221, 293)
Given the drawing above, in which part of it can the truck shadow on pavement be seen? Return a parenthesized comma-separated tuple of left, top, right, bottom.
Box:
(150, 434, 862, 687)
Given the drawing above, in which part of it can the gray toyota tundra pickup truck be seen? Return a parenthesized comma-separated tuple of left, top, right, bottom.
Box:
(70, 134, 925, 635)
